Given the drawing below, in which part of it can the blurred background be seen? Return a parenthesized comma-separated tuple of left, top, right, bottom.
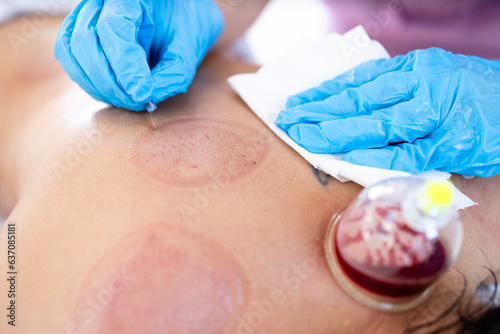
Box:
(0, 0, 334, 64)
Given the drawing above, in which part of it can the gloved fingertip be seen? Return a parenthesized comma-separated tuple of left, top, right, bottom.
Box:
(343, 148, 399, 169)
(128, 82, 154, 105)
(151, 86, 187, 105)
(101, 92, 148, 112)
(287, 124, 333, 154)
(275, 110, 295, 131)
(342, 148, 418, 174)
(342, 150, 375, 167)
(126, 102, 149, 112)
(152, 74, 191, 104)
(286, 96, 304, 109)
(119, 103, 148, 112)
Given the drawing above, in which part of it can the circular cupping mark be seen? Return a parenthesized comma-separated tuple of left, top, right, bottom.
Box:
(132, 117, 270, 187)
(74, 224, 250, 334)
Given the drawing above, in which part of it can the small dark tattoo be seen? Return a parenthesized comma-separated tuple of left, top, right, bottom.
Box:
(313, 168, 331, 187)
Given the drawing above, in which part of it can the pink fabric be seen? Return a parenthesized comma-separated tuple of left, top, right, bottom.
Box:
(323, 0, 500, 60)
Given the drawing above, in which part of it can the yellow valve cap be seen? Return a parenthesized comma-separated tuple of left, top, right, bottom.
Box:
(421, 180, 455, 214)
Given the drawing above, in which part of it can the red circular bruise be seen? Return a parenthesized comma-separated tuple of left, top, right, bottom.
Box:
(131, 117, 271, 187)
(75, 224, 250, 334)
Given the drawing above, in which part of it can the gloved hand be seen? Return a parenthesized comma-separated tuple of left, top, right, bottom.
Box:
(54, 0, 224, 111)
(276, 48, 500, 177)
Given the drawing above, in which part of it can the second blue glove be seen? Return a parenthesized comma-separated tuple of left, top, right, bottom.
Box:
(276, 48, 500, 177)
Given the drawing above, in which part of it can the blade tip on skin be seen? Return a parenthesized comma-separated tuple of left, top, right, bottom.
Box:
(147, 101, 157, 113)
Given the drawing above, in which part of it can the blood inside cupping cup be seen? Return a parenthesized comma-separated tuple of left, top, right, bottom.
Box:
(325, 178, 463, 312)
(335, 202, 447, 298)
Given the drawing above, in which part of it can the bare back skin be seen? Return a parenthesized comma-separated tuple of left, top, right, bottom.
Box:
(0, 17, 499, 334)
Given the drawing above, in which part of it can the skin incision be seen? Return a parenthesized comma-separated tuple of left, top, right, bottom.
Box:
(131, 117, 271, 187)
(75, 224, 250, 334)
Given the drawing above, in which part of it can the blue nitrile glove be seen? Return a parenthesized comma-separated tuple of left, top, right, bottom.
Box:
(54, 0, 224, 111)
(276, 48, 500, 177)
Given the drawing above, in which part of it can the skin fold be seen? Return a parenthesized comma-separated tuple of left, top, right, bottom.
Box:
(0, 17, 499, 334)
